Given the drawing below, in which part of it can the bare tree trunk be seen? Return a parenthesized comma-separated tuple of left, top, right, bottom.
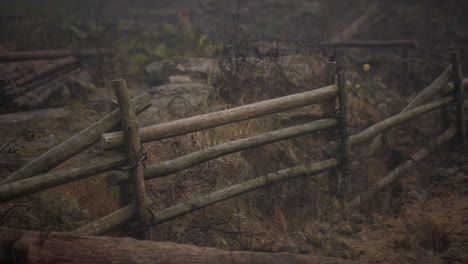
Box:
(0, 228, 365, 264)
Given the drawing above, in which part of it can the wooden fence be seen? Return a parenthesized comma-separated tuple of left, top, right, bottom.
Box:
(0, 51, 466, 239)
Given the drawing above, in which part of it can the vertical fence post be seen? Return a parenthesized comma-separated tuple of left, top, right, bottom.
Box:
(378, 103, 392, 152)
(323, 61, 338, 197)
(338, 71, 351, 206)
(113, 79, 152, 239)
(450, 51, 467, 151)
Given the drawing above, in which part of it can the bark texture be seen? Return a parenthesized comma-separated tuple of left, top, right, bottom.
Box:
(107, 118, 338, 186)
(100, 84, 338, 149)
(0, 228, 365, 264)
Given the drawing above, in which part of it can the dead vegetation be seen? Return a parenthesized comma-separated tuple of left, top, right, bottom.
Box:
(0, 1, 468, 263)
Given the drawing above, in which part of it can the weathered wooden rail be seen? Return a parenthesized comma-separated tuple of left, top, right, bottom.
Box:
(0, 51, 466, 248)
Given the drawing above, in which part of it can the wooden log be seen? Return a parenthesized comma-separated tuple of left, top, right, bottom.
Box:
(0, 48, 114, 62)
(76, 159, 339, 236)
(327, 96, 454, 153)
(356, 67, 458, 161)
(12, 68, 81, 109)
(349, 125, 456, 208)
(450, 51, 467, 150)
(322, 62, 339, 197)
(319, 39, 419, 49)
(1, 228, 364, 264)
(113, 79, 151, 240)
(337, 71, 351, 202)
(107, 118, 339, 186)
(0, 154, 127, 203)
(403, 65, 452, 111)
(0, 93, 151, 184)
(329, 5, 385, 42)
(100, 84, 338, 149)
(2, 56, 79, 91)
(72, 203, 136, 236)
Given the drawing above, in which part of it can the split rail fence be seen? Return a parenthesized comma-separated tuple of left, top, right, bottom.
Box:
(0, 51, 466, 239)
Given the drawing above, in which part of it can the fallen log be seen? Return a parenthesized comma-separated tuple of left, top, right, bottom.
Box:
(12, 68, 81, 109)
(349, 125, 456, 208)
(74, 159, 338, 235)
(107, 118, 339, 186)
(100, 84, 338, 149)
(2, 56, 79, 91)
(1, 228, 364, 264)
(0, 93, 151, 184)
(0, 154, 127, 203)
(0, 48, 114, 62)
(319, 39, 419, 49)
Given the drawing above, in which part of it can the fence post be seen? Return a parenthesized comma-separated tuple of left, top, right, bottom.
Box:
(378, 103, 392, 152)
(450, 51, 467, 151)
(113, 79, 152, 239)
(323, 61, 338, 197)
(337, 71, 351, 206)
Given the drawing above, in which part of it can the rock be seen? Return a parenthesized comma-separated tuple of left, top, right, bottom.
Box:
(306, 233, 323, 248)
(338, 225, 354, 236)
(145, 58, 218, 85)
(169, 75, 192, 84)
(148, 82, 208, 112)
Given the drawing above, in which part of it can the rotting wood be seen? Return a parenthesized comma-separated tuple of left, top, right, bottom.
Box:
(2, 56, 79, 91)
(0, 154, 127, 203)
(113, 79, 151, 240)
(349, 125, 456, 208)
(0, 48, 114, 61)
(319, 39, 419, 49)
(79, 159, 338, 235)
(107, 119, 338, 186)
(100, 84, 338, 149)
(0, 93, 151, 184)
(403, 65, 452, 111)
(12, 68, 81, 109)
(327, 96, 454, 153)
(450, 51, 467, 150)
(1, 228, 365, 264)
